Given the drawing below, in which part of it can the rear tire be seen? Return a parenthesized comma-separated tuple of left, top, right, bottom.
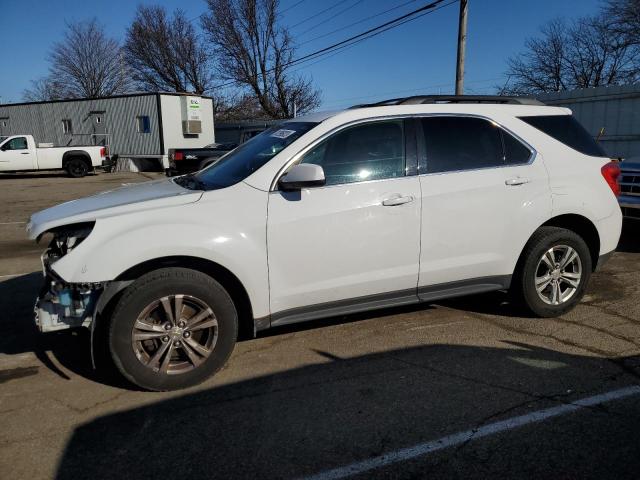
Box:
(66, 158, 89, 178)
(108, 268, 238, 391)
(512, 226, 592, 317)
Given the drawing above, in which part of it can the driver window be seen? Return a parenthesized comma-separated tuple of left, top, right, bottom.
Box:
(300, 120, 405, 186)
(3, 137, 28, 151)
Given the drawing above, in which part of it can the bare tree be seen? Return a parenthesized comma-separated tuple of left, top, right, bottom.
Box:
(125, 5, 213, 94)
(503, 14, 640, 95)
(202, 0, 321, 119)
(605, 0, 640, 46)
(23, 77, 67, 102)
(47, 19, 131, 98)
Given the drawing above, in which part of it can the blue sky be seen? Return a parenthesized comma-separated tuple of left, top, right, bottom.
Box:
(0, 0, 602, 108)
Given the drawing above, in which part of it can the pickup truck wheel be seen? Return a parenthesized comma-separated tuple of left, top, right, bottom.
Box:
(108, 268, 238, 391)
(66, 158, 89, 178)
(512, 227, 592, 317)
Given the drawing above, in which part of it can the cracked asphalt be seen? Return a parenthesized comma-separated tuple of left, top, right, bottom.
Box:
(1, 172, 640, 479)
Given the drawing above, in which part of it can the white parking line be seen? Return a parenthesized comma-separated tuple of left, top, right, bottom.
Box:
(0, 273, 30, 280)
(0, 221, 26, 225)
(301, 385, 640, 480)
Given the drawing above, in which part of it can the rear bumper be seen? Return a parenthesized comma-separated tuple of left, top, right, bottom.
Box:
(619, 194, 640, 220)
(100, 157, 114, 171)
(166, 159, 202, 177)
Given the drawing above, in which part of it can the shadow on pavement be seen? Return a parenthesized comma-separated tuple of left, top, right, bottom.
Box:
(54, 342, 640, 480)
(0, 173, 98, 180)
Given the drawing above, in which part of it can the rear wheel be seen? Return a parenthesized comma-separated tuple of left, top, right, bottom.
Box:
(512, 227, 592, 317)
(66, 158, 89, 178)
(108, 268, 238, 391)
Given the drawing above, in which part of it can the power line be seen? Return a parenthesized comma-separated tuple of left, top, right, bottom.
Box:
(292, 0, 453, 66)
(300, 0, 365, 36)
(212, 0, 455, 89)
(290, 0, 347, 29)
(297, 0, 421, 46)
(280, 0, 309, 15)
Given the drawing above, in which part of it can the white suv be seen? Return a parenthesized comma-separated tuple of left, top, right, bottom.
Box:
(27, 96, 622, 390)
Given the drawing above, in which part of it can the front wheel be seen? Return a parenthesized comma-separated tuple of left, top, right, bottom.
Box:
(512, 227, 592, 317)
(108, 268, 238, 391)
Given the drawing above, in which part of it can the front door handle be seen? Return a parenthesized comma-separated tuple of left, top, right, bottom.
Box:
(20, 152, 29, 155)
(505, 177, 531, 186)
(382, 195, 414, 206)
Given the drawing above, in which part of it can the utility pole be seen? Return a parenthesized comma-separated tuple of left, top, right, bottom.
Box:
(455, 0, 468, 95)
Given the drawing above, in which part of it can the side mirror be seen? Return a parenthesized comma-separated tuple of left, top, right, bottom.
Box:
(278, 164, 326, 191)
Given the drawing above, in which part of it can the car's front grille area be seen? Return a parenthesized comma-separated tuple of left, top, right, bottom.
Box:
(620, 168, 640, 197)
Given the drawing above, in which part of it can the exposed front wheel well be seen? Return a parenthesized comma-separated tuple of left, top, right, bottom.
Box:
(112, 256, 255, 340)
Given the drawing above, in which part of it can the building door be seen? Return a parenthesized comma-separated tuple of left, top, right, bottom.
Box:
(0, 118, 10, 136)
(90, 111, 107, 147)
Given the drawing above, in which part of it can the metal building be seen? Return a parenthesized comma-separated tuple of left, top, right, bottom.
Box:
(0, 92, 215, 169)
(538, 84, 640, 159)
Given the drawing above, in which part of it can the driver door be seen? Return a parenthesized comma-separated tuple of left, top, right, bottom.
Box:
(267, 119, 421, 324)
(0, 137, 34, 171)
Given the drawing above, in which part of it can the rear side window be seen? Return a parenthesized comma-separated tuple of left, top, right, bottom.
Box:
(420, 117, 504, 173)
(519, 115, 606, 157)
(501, 130, 532, 165)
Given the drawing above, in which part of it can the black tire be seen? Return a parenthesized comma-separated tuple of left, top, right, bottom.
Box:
(66, 158, 89, 178)
(512, 226, 592, 317)
(108, 268, 238, 391)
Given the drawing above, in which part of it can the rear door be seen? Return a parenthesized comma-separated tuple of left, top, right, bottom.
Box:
(417, 116, 551, 296)
(0, 136, 35, 171)
(267, 119, 422, 322)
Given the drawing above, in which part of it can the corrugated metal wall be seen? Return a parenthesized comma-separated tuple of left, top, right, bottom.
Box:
(538, 84, 640, 159)
(0, 94, 161, 156)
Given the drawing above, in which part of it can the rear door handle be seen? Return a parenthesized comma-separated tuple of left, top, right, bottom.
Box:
(382, 195, 414, 206)
(505, 177, 531, 186)
(20, 152, 30, 155)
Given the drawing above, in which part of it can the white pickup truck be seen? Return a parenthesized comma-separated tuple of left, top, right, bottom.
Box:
(0, 135, 106, 178)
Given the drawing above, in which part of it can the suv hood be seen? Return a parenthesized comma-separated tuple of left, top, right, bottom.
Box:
(27, 178, 203, 239)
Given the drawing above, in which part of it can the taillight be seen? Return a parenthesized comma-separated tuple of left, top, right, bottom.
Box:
(100, 147, 106, 158)
(601, 161, 621, 197)
(173, 151, 184, 161)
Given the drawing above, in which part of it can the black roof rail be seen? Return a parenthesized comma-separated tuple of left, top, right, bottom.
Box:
(350, 95, 545, 109)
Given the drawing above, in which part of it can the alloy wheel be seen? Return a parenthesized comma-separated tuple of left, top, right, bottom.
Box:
(131, 294, 218, 375)
(534, 245, 583, 306)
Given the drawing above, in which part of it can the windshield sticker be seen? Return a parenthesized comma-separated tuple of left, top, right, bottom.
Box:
(271, 129, 296, 139)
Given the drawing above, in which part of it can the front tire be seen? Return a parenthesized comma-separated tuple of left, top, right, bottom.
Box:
(108, 268, 238, 391)
(512, 227, 592, 317)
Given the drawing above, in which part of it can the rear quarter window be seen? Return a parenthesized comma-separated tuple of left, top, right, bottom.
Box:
(519, 115, 607, 157)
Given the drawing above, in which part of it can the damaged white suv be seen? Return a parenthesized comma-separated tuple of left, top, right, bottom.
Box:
(27, 96, 622, 391)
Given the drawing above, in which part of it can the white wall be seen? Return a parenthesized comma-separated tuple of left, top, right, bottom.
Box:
(159, 95, 215, 167)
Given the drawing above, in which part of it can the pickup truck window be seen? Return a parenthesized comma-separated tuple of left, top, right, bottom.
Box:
(185, 122, 318, 190)
(2, 137, 27, 150)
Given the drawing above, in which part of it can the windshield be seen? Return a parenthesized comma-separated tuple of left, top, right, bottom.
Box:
(183, 122, 318, 190)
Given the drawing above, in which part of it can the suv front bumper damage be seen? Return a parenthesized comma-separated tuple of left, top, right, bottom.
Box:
(34, 256, 103, 333)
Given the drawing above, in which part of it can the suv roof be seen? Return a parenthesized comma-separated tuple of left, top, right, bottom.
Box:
(350, 95, 545, 108)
